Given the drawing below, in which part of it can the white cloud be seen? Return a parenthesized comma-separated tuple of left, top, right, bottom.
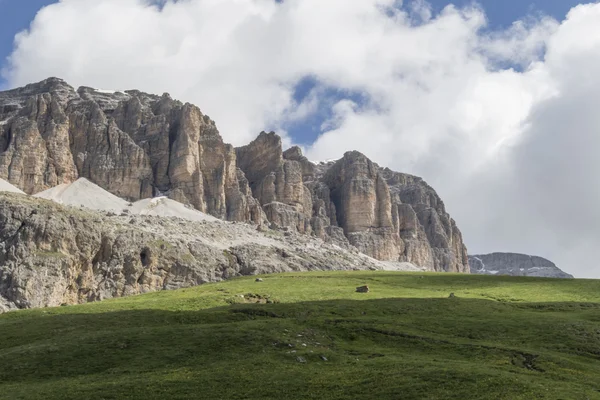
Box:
(4, 0, 600, 277)
(480, 17, 559, 66)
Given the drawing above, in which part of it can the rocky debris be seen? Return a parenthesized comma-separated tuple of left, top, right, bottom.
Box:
(35, 177, 129, 212)
(0, 178, 24, 194)
(356, 285, 370, 293)
(0, 78, 469, 273)
(0, 192, 418, 312)
(128, 197, 220, 222)
(469, 253, 573, 278)
(35, 178, 220, 222)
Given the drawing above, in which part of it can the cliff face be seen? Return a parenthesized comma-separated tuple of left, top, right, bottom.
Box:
(236, 139, 468, 272)
(0, 78, 264, 224)
(469, 253, 573, 279)
(380, 167, 469, 273)
(0, 193, 408, 312)
(0, 78, 468, 273)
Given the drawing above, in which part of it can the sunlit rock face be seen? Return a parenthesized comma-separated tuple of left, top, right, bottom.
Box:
(0, 78, 264, 224)
(0, 78, 469, 272)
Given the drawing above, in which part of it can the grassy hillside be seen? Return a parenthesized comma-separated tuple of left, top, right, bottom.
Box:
(1, 272, 600, 399)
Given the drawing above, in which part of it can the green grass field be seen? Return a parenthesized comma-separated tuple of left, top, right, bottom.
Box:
(1, 271, 600, 399)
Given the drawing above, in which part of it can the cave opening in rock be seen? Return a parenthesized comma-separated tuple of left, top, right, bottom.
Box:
(2, 128, 12, 152)
(140, 249, 150, 267)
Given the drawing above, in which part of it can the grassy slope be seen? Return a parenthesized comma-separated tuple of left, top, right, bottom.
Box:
(1, 272, 600, 399)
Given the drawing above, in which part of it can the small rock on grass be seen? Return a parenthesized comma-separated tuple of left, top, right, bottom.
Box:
(296, 356, 306, 363)
(255, 278, 263, 282)
(356, 285, 369, 293)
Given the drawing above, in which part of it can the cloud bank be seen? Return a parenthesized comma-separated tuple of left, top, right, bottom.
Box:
(3, 0, 600, 277)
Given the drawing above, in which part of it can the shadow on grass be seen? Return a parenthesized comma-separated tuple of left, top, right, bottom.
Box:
(1, 297, 600, 399)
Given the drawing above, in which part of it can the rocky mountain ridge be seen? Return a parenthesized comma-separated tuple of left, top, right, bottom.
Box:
(468, 253, 573, 279)
(0, 77, 468, 273)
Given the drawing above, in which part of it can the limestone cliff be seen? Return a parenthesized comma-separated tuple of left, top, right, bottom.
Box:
(0, 192, 412, 312)
(0, 78, 264, 224)
(236, 132, 313, 234)
(0, 78, 468, 273)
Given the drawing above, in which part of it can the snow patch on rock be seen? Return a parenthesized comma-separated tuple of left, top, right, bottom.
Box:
(94, 88, 120, 94)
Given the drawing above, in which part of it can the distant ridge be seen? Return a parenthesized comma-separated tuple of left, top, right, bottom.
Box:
(469, 253, 573, 279)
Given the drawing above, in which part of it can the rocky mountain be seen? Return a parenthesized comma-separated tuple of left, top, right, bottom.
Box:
(469, 253, 573, 279)
(1, 191, 420, 312)
(0, 77, 468, 273)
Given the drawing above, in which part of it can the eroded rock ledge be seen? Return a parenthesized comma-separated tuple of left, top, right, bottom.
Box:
(0, 193, 415, 312)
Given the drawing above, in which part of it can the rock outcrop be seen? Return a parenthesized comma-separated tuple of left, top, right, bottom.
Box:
(468, 253, 573, 278)
(379, 167, 469, 272)
(321, 152, 400, 261)
(0, 192, 417, 312)
(0, 78, 469, 273)
(236, 132, 313, 233)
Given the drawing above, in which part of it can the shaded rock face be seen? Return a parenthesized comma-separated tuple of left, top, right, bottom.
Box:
(469, 253, 573, 278)
(0, 193, 413, 311)
(0, 78, 468, 273)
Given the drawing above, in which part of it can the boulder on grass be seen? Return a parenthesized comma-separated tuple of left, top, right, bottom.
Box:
(356, 285, 369, 293)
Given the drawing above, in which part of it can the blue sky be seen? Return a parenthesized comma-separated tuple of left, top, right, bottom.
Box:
(0, 0, 59, 89)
